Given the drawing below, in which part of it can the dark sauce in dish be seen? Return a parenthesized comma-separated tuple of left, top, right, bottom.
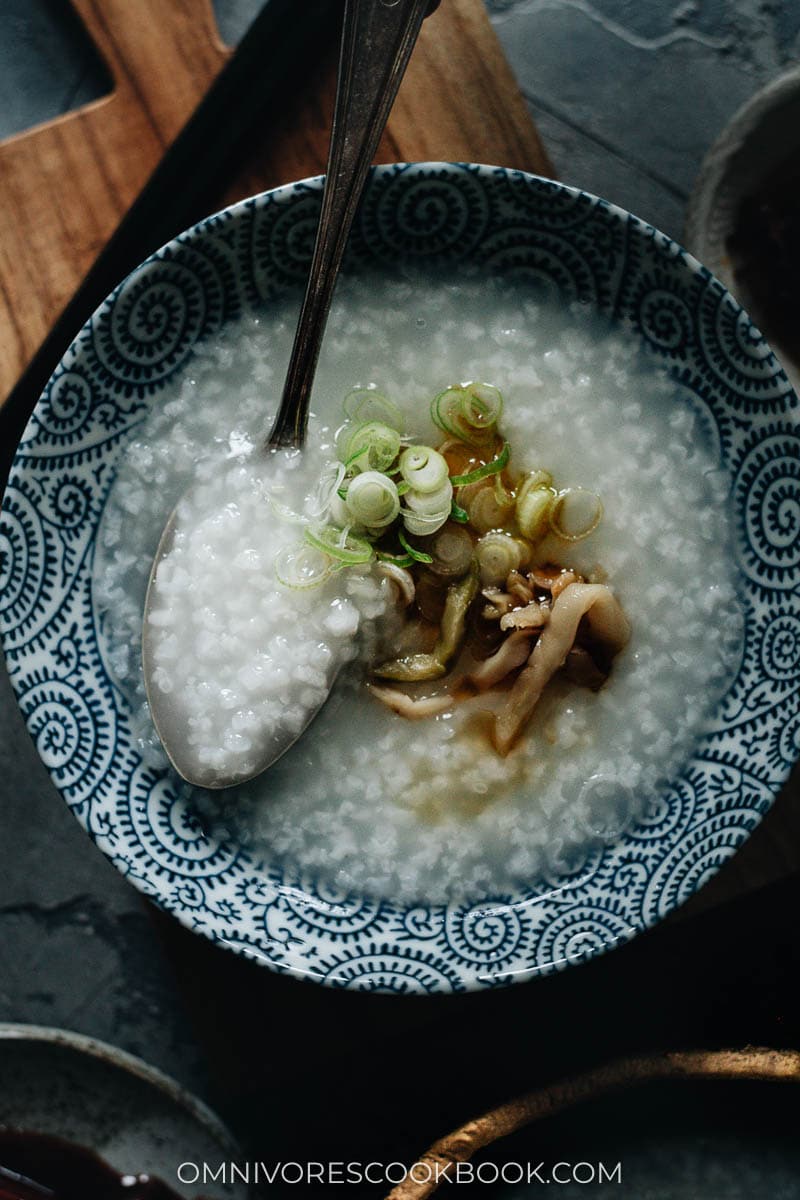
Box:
(726, 153, 800, 367)
(0, 1131, 210, 1200)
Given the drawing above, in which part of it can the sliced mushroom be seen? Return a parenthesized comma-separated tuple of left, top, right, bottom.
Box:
(481, 587, 514, 620)
(506, 569, 533, 604)
(494, 583, 630, 754)
(551, 569, 581, 600)
(563, 645, 609, 690)
(374, 560, 480, 681)
(436, 559, 480, 662)
(529, 564, 584, 597)
(372, 652, 447, 682)
(528, 563, 563, 591)
(367, 683, 454, 719)
(466, 629, 540, 691)
(499, 601, 550, 632)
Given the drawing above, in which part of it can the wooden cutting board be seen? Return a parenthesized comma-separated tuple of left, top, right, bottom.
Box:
(0, 0, 553, 402)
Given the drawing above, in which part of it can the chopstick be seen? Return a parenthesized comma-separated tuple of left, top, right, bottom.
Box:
(0, 0, 340, 490)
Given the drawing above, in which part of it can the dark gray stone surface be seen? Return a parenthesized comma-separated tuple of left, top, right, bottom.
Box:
(487, 0, 800, 236)
(0, 0, 798, 1128)
(0, 663, 211, 1097)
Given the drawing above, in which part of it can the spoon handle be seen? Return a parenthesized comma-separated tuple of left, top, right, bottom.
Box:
(267, 0, 433, 449)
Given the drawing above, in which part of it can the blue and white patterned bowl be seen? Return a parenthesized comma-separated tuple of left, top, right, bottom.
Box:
(2, 164, 799, 994)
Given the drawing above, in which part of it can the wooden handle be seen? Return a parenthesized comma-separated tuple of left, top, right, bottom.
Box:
(72, 0, 228, 141)
(0, 0, 230, 393)
(0, 0, 552, 401)
(218, 0, 554, 206)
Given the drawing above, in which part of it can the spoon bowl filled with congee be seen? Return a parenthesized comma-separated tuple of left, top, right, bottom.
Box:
(2, 160, 798, 992)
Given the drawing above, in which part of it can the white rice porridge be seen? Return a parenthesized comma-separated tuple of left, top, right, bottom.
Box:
(94, 272, 743, 903)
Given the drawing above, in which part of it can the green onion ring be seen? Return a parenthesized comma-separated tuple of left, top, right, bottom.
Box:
(304, 525, 374, 565)
(342, 421, 401, 473)
(343, 387, 404, 431)
(549, 488, 604, 542)
(345, 471, 400, 529)
(399, 445, 449, 493)
(275, 542, 337, 589)
(376, 549, 416, 568)
(450, 441, 510, 486)
(398, 527, 434, 563)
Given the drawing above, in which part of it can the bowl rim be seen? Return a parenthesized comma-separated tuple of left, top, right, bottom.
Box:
(684, 63, 800, 276)
(2, 160, 798, 994)
(0, 1021, 237, 1154)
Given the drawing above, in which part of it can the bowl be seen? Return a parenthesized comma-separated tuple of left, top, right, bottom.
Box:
(685, 64, 800, 391)
(2, 163, 799, 994)
(395, 1047, 800, 1199)
(0, 1023, 247, 1198)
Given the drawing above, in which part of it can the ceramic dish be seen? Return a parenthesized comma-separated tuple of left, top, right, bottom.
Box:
(393, 1048, 800, 1200)
(0, 1023, 248, 1198)
(1, 163, 798, 993)
(685, 64, 800, 391)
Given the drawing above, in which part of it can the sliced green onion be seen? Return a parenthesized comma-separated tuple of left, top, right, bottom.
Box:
(343, 387, 404, 431)
(266, 493, 305, 525)
(403, 479, 453, 518)
(344, 444, 370, 471)
(403, 509, 450, 537)
(430, 387, 463, 439)
(345, 471, 400, 529)
(467, 381, 503, 426)
(427, 523, 474, 579)
(328, 492, 351, 527)
(549, 488, 603, 542)
(304, 525, 374, 565)
(341, 421, 401, 472)
(494, 471, 515, 509)
(450, 441, 510, 486)
(335, 422, 353, 460)
(304, 461, 346, 521)
(376, 549, 416, 568)
(398, 527, 434, 564)
(399, 445, 449, 493)
(465, 484, 516, 534)
(275, 542, 337, 589)
(431, 382, 503, 445)
(516, 475, 556, 541)
(476, 531, 528, 585)
(450, 500, 469, 523)
(522, 468, 553, 491)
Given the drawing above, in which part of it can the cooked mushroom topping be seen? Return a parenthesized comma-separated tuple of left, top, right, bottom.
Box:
(379, 562, 416, 606)
(373, 652, 447, 682)
(433, 560, 480, 663)
(528, 564, 562, 591)
(499, 600, 550, 631)
(550, 569, 581, 600)
(481, 586, 514, 620)
(563, 645, 609, 690)
(374, 560, 479, 681)
(494, 583, 630, 754)
(466, 628, 540, 691)
(507, 569, 534, 603)
(529, 564, 584, 596)
(367, 683, 454, 719)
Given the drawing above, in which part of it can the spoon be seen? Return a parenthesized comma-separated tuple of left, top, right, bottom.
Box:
(142, 0, 435, 788)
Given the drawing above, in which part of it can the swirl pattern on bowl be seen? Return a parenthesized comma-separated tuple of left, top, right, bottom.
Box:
(2, 164, 798, 993)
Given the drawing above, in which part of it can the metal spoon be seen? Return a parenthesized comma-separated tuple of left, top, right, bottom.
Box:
(142, 0, 434, 788)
